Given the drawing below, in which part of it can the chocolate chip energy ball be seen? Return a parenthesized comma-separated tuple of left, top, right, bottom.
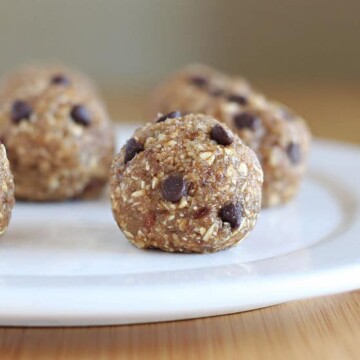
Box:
(0, 78, 114, 201)
(0, 144, 15, 235)
(110, 114, 263, 253)
(149, 64, 311, 207)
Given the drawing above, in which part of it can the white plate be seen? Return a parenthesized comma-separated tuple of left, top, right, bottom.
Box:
(0, 125, 359, 327)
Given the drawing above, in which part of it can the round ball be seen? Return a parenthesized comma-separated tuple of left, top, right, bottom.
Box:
(110, 114, 263, 253)
(0, 81, 114, 201)
(0, 144, 15, 235)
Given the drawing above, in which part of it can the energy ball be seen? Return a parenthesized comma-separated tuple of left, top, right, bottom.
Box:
(110, 114, 263, 253)
(0, 144, 15, 235)
(149, 64, 311, 207)
(0, 80, 114, 201)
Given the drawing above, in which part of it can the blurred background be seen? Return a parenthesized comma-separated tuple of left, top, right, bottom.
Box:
(0, 1, 359, 142)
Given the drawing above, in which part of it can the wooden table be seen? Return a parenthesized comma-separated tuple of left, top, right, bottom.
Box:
(1, 82, 359, 359)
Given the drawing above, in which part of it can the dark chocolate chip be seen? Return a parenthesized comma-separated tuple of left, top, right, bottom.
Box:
(233, 112, 260, 131)
(156, 111, 181, 123)
(70, 105, 91, 126)
(193, 207, 210, 219)
(11, 100, 32, 124)
(227, 94, 247, 105)
(220, 203, 242, 229)
(124, 138, 144, 163)
(286, 142, 301, 165)
(190, 76, 208, 88)
(210, 124, 233, 146)
(162, 175, 186, 202)
(51, 74, 70, 85)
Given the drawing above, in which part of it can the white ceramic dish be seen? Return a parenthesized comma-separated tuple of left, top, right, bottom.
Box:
(0, 125, 359, 327)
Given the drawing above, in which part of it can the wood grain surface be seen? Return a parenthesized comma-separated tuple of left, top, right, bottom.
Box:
(1, 291, 360, 360)
(1, 82, 359, 360)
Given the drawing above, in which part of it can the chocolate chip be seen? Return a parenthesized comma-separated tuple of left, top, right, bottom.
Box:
(190, 76, 207, 88)
(162, 175, 186, 202)
(286, 142, 301, 164)
(220, 203, 242, 229)
(124, 138, 144, 163)
(211, 124, 233, 146)
(227, 94, 247, 105)
(193, 207, 210, 219)
(51, 74, 70, 85)
(70, 105, 91, 126)
(11, 100, 32, 124)
(156, 111, 181, 123)
(233, 112, 260, 131)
